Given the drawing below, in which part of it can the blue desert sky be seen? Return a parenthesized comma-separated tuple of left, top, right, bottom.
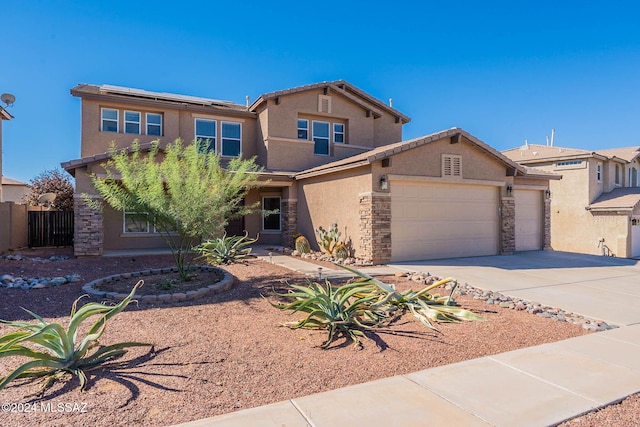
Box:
(2, 0, 639, 183)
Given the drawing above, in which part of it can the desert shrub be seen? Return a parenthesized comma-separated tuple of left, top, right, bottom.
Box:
(0, 281, 151, 396)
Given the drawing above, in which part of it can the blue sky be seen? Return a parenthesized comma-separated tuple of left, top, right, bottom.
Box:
(2, 0, 640, 184)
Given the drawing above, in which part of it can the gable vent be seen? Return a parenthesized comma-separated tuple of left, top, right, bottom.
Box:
(442, 154, 462, 177)
(318, 95, 332, 113)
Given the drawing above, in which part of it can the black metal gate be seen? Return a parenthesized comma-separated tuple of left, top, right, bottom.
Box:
(28, 211, 74, 247)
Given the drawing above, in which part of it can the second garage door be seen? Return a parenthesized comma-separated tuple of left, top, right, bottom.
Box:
(515, 189, 543, 251)
(391, 181, 499, 262)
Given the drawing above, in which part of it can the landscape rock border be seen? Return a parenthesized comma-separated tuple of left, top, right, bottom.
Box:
(401, 271, 618, 332)
(82, 265, 234, 304)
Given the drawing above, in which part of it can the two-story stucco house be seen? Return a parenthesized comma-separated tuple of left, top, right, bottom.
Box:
(62, 81, 555, 263)
(503, 143, 640, 258)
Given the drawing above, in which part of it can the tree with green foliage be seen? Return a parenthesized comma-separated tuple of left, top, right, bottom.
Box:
(23, 168, 74, 210)
(87, 139, 265, 279)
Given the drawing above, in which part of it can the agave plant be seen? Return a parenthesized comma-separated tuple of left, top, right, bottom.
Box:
(273, 266, 484, 349)
(194, 232, 257, 265)
(340, 264, 484, 330)
(0, 281, 151, 395)
(271, 280, 384, 348)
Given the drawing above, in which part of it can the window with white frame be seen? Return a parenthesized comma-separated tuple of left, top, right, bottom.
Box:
(297, 119, 309, 139)
(221, 122, 241, 157)
(333, 123, 345, 143)
(442, 154, 462, 177)
(312, 121, 330, 155)
(556, 160, 583, 167)
(101, 108, 118, 132)
(262, 196, 281, 231)
(124, 111, 141, 134)
(596, 162, 602, 183)
(146, 113, 162, 136)
(195, 118, 216, 153)
(123, 212, 149, 233)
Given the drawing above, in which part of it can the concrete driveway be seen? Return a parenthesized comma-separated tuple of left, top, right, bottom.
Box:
(390, 250, 640, 327)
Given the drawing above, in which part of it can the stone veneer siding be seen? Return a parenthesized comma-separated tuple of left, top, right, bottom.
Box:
(281, 199, 297, 248)
(500, 197, 515, 254)
(544, 196, 552, 249)
(359, 192, 391, 264)
(74, 195, 104, 256)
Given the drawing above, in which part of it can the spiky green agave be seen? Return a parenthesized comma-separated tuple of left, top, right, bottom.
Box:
(271, 280, 384, 348)
(194, 232, 257, 265)
(0, 281, 152, 395)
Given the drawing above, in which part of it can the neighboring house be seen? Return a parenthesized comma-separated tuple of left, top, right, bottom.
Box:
(503, 144, 640, 258)
(1, 176, 30, 203)
(62, 81, 554, 262)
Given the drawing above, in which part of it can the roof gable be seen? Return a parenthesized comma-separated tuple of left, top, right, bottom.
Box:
(249, 80, 410, 124)
(295, 128, 527, 179)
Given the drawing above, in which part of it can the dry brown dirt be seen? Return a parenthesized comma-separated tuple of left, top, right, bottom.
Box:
(0, 248, 635, 426)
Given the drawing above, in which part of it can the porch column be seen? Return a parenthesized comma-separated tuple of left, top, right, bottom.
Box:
(500, 197, 515, 254)
(281, 198, 297, 248)
(543, 196, 552, 249)
(74, 195, 103, 256)
(359, 192, 391, 264)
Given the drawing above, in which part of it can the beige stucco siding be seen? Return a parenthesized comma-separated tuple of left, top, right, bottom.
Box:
(374, 137, 507, 183)
(297, 167, 371, 255)
(80, 99, 259, 164)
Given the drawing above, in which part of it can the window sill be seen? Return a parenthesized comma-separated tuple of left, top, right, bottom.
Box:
(260, 230, 282, 234)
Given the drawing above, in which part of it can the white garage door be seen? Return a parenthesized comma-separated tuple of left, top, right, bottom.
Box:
(391, 181, 499, 262)
(515, 189, 543, 251)
(632, 222, 640, 258)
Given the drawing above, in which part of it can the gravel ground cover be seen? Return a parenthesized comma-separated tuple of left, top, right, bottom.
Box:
(0, 248, 634, 426)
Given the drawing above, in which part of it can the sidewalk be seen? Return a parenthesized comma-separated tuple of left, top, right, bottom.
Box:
(174, 248, 640, 426)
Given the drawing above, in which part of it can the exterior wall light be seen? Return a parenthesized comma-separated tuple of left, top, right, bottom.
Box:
(379, 175, 388, 191)
(545, 189, 552, 199)
(506, 185, 513, 196)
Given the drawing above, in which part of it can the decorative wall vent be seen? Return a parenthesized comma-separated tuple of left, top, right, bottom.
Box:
(318, 95, 331, 113)
(442, 154, 462, 177)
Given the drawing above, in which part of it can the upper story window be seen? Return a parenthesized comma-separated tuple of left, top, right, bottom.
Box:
(101, 108, 118, 133)
(124, 111, 141, 134)
(557, 160, 583, 167)
(312, 121, 330, 155)
(146, 113, 162, 136)
(615, 164, 621, 185)
(195, 118, 216, 153)
(333, 123, 344, 143)
(221, 122, 241, 157)
(297, 119, 309, 139)
(596, 162, 602, 183)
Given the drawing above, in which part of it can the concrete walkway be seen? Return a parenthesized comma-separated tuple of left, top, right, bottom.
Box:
(170, 249, 640, 427)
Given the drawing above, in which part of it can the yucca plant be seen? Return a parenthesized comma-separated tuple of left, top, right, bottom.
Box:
(0, 281, 151, 396)
(271, 280, 384, 348)
(194, 232, 257, 265)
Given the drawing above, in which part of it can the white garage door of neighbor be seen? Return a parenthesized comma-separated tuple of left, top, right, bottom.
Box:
(515, 189, 543, 251)
(391, 182, 499, 262)
(632, 224, 640, 258)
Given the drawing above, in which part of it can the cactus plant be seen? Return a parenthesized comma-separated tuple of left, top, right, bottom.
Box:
(295, 235, 311, 254)
(334, 243, 349, 260)
(316, 222, 341, 254)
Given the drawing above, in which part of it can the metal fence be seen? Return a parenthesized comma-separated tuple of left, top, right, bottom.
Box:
(28, 211, 74, 247)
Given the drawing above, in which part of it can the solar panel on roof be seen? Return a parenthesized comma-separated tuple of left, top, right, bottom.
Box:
(99, 84, 238, 107)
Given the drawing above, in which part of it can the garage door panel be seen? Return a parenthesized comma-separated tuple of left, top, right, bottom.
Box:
(391, 182, 499, 261)
(515, 190, 543, 251)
